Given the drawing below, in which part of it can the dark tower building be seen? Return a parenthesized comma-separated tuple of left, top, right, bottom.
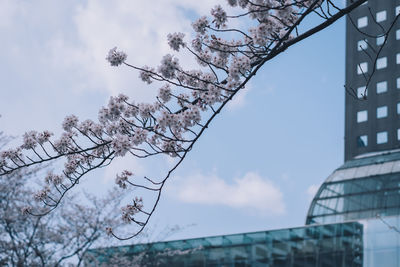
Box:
(345, 0, 400, 161)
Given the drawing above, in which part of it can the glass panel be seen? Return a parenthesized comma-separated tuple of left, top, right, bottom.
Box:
(378, 162, 394, 175)
(357, 86, 367, 98)
(358, 16, 368, 28)
(377, 132, 388, 144)
(376, 36, 384, 46)
(357, 39, 368, 51)
(354, 165, 369, 178)
(367, 164, 381, 176)
(338, 168, 357, 181)
(358, 62, 368, 74)
(357, 135, 368, 147)
(376, 81, 387, 94)
(376, 57, 387, 69)
(357, 110, 368, 122)
(377, 106, 388, 118)
(376, 10, 387, 22)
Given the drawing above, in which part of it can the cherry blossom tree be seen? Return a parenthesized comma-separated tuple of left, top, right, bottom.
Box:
(0, 132, 129, 266)
(0, 0, 375, 240)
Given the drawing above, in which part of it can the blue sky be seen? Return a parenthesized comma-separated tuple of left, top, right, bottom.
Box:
(0, 0, 346, 242)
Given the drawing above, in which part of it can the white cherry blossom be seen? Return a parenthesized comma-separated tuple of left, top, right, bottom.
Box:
(106, 47, 127, 66)
(167, 32, 186, 52)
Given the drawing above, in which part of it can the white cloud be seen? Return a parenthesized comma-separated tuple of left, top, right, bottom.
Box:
(0, 0, 225, 102)
(167, 171, 285, 214)
(0, 0, 20, 28)
(0, 0, 244, 136)
(44, 0, 226, 101)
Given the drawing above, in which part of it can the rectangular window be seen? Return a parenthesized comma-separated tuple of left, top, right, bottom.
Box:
(377, 57, 387, 69)
(358, 62, 368, 74)
(357, 40, 368, 51)
(396, 6, 400, 16)
(397, 102, 400, 114)
(357, 110, 368, 123)
(377, 106, 388, 118)
(397, 78, 400, 89)
(377, 131, 388, 144)
(397, 30, 400, 40)
(358, 17, 368, 28)
(376, 36, 385, 46)
(357, 135, 368, 147)
(398, 129, 400, 141)
(357, 86, 367, 99)
(376, 81, 387, 94)
(397, 53, 400, 64)
(376, 11, 387, 22)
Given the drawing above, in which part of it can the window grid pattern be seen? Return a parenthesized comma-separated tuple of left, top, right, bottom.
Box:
(348, 5, 400, 160)
(86, 222, 363, 267)
(307, 152, 400, 225)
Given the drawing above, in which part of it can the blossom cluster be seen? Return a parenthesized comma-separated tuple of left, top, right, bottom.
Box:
(34, 186, 51, 202)
(45, 172, 64, 186)
(111, 134, 132, 157)
(62, 115, 79, 132)
(167, 32, 185, 52)
(139, 65, 155, 84)
(0, 0, 334, 233)
(121, 197, 143, 223)
(20, 130, 53, 150)
(106, 47, 127, 66)
(157, 54, 180, 79)
(0, 148, 23, 165)
(115, 170, 133, 189)
(53, 132, 76, 154)
(192, 16, 209, 35)
(210, 5, 227, 29)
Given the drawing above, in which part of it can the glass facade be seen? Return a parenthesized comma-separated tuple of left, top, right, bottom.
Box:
(362, 216, 400, 267)
(306, 150, 400, 225)
(85, 150, 400, 266)
(85, 222, 363, 267)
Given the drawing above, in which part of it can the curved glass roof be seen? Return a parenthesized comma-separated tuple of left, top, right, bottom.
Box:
(306, 149, 400, 225)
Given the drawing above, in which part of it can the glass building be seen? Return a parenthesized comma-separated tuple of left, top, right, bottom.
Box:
(85, 151, 400, 266)
(85, 0, 400, 266)
(307, 150, 400, 225)
(86, 222, 363, 266)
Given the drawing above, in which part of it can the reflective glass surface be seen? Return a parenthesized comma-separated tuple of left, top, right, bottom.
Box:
(85, 222, 363, 267)
(85, 217, 400, 267)
(306, 150, 400, 225)
(85, 151, 400, 266)
(361, 216, 400, 267)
